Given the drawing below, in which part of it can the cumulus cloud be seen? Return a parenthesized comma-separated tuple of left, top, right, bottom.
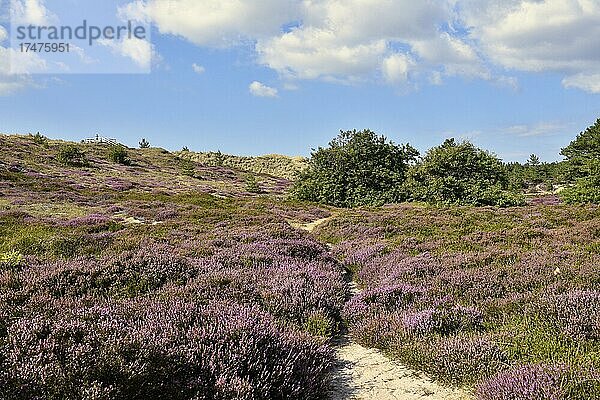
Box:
(99, 37, 157, 70)
(382, 54, 413, 84)
(119, 0, 299, 47)
(192, 63, 205, 74)
(459, 0, 600, 92)
(0, 26, 7, 43)
(90, 0, 600, 93)
(10, 0, 54, 25)
(249, 81, 278, 97)
(0, 45, 46, 95)
(562, 73, 600, 93)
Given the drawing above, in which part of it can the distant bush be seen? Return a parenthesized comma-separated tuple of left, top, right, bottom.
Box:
(30, 132, 48, 146)
(179, 157, 195, 177)
(292, 129, 419, 207)
(406, 138, 524, 206)
(245, 174, 261, 193)
(56, 144, 88, 167)
(139, 138, 150, 148)
(107, 145, 130, 165)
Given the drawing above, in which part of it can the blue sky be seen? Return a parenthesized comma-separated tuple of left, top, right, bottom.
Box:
(1, 0, 599, 162)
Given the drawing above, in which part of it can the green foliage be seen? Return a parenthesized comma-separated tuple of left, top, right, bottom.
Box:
(245, 174, 261, 193)
(139, 138, 150, 149)
(181, 146, 189, 152)
(0, 250, 24, 269)
(560, 119, 600, 204)
(292, 129, 419, 207)
(30, 132, 48, 146)
(527, 154, 541, 167)
(179, 157, 196, 177)
(407, 139, 524, 206)
(56, 144, 88, 167)
(303, 311, 334, 337)
(561, 118, 600, 175)
(562, 160, 600, 204)
(107, 145, 130, 165)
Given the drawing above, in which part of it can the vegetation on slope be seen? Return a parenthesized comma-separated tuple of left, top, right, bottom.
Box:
(177, 150, 307, 180)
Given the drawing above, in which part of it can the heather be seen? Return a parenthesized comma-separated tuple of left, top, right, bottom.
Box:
(317, 204, 600, 394)
(3, 132, 600, 398)
(0, 134, 344, 399)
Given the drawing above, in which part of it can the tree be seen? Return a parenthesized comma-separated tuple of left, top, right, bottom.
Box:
(292, 129, 419, 207)
(139, 138, 151, 149)
(526, 154, 541, 167)
(561, 118, 600, 203)
(561, 118, 600, 179)
(407, 138, 523, 206)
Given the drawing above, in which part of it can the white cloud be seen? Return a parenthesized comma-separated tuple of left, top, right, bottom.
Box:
(10, 0, 54, 25)
(0, 26, 7, 43)
(382, 53, 413, 84)
(459, 0, 600, 91)
(562, 73, 600, 94)
(99, 37, 156, 70)
(114, 0, 600, 93)
(0, 45, 45, 95)
(249, 81, 278, 97)
(505, 121, 567, 137)
(119, 0, 299, 47)
(192, 63, 205, 74)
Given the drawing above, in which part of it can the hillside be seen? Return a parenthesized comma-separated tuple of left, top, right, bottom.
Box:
(177, 150, 308, 180)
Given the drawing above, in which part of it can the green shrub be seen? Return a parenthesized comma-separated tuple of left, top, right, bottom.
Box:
(56, 144, 88, 167)
(180, 158, 196, 177)
(107, 145, 130, 165)
(245, 174, 261, 193)
(292, 129, 419, 207)
(406, 139, 524, 206)
(139, 138, 150, 148)
(30, 132, 48, 146)
(303, 311, 334, 337)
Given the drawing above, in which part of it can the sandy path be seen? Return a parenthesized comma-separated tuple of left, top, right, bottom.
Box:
(289, 217, 333, 232)
(328, 338, 471, 400)
(293, 217, 472, 400)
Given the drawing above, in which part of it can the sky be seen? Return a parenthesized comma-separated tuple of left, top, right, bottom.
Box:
(0, 0, 599, 162)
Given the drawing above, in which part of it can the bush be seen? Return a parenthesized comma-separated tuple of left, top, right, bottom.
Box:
(30, 132, 48, 146)
(245, 174, 261, 193)
(56, 144, 88, 167)
(406, 138, 524, 206)
(292, 129, 419, 207)
(107, 145, 130, 165)
(139, 138, 150, 148)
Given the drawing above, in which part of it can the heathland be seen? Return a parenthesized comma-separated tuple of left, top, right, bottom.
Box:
(1, 128, 599, 399)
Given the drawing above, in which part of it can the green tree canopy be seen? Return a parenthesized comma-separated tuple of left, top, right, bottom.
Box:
(292, 129, 419, 207)
(560, 118, 600, 179)
(561, 118, 600, 203)
(407, 138, 523, 206)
